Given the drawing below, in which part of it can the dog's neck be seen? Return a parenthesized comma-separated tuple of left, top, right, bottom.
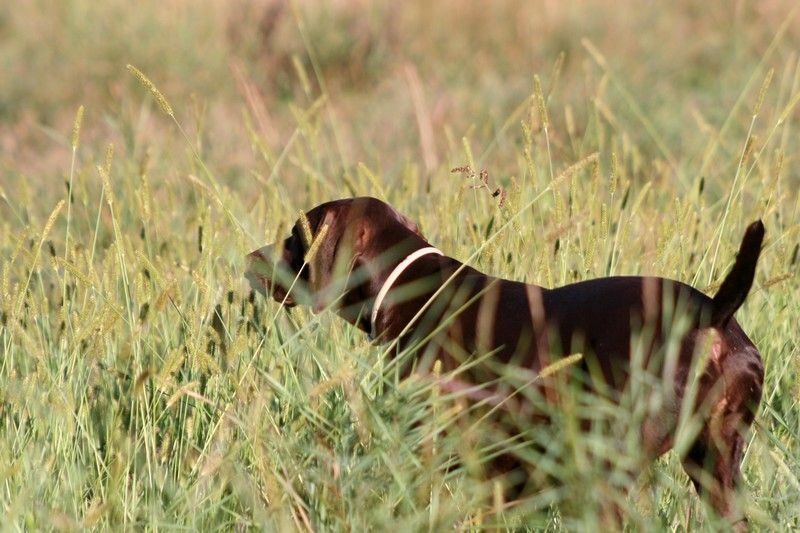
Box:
(369, 246, 443, 339)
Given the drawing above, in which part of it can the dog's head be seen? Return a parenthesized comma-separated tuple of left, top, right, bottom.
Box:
(246, 197, 426, 329)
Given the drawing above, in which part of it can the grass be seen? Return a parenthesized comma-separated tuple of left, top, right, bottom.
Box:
(1, 0, 799, 529)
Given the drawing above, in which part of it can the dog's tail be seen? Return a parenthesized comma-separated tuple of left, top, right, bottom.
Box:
(710, 220, 765, 328)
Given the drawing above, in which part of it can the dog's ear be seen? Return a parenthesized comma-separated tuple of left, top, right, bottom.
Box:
(304, 208, 347, 312)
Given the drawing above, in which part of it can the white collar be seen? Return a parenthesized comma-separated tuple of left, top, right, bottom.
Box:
(369, 246, 443, 339)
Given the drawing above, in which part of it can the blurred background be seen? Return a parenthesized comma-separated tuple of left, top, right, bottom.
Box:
(2, 0, 799, 215)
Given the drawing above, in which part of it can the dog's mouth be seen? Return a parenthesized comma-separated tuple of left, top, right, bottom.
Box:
(244, 269, 297, 307)
(245, 247, 298, 307)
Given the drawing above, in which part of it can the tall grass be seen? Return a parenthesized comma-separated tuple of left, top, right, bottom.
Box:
(1, 0, 799, 530)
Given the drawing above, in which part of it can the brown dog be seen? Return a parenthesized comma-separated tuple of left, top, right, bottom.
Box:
(246, 196, 764, 526)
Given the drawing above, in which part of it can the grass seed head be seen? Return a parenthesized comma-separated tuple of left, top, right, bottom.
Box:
(1, 263, 9, 302)
(104, 143, 114, 176)
(99, 145, 116, 208)
(71, 105, 84, 150)
(271, 221, 286, 258)
(127, 64, 174, 117)
(305, 223, 329, 263)
(139, 174, 152, 222)
(38, 201, 65, 256)
(298, 210, 313, 247)
(754, 67, 774, 116)
(534, 74, 549, 129)
(539, 352, 584, 378)
(451, 165, 473, 177)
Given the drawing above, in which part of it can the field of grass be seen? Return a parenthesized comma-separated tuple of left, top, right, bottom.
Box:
(1, 0, 799, 529)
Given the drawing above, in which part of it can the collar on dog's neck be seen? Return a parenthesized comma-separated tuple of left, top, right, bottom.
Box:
(369, 246, 443, 340)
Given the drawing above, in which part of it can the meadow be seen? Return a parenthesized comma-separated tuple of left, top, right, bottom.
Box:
(1, 0, 799, 529)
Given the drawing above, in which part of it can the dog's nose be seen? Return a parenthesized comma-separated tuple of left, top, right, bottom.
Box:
(247, 244, 275, 269)
(245, 244, 275, 295)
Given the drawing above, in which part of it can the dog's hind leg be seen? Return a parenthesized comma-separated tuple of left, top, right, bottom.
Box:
(681, 413, 748, 529)
(680, 352, 761, 530)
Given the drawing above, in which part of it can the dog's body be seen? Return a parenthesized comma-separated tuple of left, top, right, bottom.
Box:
(246, 196, 764, 525)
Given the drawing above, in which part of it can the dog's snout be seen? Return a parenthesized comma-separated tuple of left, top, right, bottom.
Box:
(248, 244, 275, 265)
(245, 244, 276, 295)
